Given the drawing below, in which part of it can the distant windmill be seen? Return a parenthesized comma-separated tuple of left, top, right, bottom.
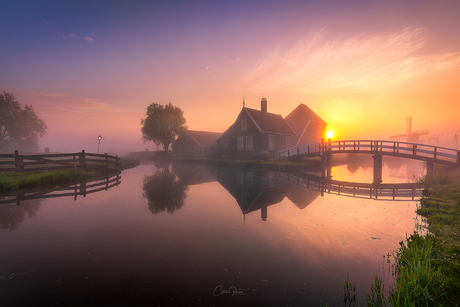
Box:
(426, 134, 443, 145)
(389, 116, 429, 143)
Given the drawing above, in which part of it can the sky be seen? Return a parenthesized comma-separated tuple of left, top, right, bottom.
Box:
(1, 0, 460, 154)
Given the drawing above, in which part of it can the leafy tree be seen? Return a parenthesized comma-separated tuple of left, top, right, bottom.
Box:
(0, 91, 47, 150)
(141, 102, 186, 153)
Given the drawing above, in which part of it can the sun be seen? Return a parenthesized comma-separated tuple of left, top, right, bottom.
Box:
(326, 131, 334, 139)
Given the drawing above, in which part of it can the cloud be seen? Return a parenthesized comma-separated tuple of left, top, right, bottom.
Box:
(238, 27, 460, 94)
(43, 20, 94, 42)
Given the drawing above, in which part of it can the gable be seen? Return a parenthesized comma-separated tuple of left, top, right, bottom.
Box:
(284, 104, 327, 137)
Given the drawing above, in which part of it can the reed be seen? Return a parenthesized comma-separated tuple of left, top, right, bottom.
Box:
(366, 232, 446, 307)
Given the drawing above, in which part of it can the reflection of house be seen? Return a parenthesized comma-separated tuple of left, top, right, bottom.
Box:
(285, 185, 321, 210)
(172, 130, 222, 157)
(172, 163, 217, 185)
(217, 98, 326, 159)
(217, 167, 293, 221)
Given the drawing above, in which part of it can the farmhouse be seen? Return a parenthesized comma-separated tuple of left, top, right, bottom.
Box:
(172, 130, 222, 157)
(217, 98, 326, 159)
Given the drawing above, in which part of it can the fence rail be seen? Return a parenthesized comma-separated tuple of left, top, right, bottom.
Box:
(0, 150, 120, 173)
(278, 140, 460, 165)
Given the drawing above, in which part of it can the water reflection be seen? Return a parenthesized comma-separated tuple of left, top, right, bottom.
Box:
(142, 166, 188, 214)
(0, 162, 423, 306)
(217, 168, 322, 221)
(0, 172, 121, 230)
(0, 199, 41, 231)
(139, 160, 424, 219)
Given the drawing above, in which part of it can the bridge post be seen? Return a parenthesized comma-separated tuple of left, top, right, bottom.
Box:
(326, 155, 332, 179)
(426, 161, 434, 177)
(373, 154, 383, 185)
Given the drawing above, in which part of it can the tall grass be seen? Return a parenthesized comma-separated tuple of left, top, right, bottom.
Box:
(366, 232, 446, 307)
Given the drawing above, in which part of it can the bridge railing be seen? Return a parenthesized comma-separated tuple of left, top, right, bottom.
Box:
(325, 140, 459, 164)
(278, 142, 322, 159)
(279, 140, 460, 165)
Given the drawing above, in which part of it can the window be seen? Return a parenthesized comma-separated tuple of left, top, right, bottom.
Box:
(241, 118, 247, 131)
(220, 139, 229, 148)
(285, 136, 291, 149)
(246, 135, 253, 150)
(237, 136, 244, 150)
(238, 171, 244, 185)
(269, 134, 275, 150)
(246, 172, 253, 187)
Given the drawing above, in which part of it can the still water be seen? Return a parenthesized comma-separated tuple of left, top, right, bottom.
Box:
(0, 156, 425, 306)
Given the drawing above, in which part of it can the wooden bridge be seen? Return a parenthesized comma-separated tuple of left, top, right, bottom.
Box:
(278, 140, 460, 184)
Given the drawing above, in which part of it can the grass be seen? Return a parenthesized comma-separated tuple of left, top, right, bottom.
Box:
(363, 165, 460, 306)
(338, 165, 460, 307)
(0, 157, 140, 194)
(366, 232, 447, 307)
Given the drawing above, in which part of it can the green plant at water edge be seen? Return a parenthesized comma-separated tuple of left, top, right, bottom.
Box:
(366, 232, 446, 307)
(415, 174, 449, 189)
(343, 274, 357, 307)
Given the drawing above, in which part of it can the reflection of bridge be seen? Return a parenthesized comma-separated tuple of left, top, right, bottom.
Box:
(0, 173, 121, 206)
(279, 140, 460, 184)
(278, 172, 422, 201)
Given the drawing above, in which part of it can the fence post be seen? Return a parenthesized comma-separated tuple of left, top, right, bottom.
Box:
(78, 150, 86, 168)
(105, 153, 109, 170)
(116, 156, 120, 169)
(15, 150, 19, 172)
(14, 150, 24, 172)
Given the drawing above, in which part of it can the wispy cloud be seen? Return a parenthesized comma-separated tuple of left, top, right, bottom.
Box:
(44, 20, 94, 42)
(238, 27, 460, 94)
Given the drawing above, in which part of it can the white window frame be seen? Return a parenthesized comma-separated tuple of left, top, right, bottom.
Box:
(269, 134, 275, 150)
(246, 135, 253, 150)
(237, 136, 244, 150)
(241, 118, 247, 131)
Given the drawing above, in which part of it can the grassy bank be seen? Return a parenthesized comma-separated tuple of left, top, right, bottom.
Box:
(0, 157, 140, 194)
(361, 165, 460, 306)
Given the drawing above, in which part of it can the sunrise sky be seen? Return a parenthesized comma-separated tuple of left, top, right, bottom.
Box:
(1, 0, 460, 154)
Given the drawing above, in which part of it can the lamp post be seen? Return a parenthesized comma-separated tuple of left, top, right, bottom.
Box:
(97, 135, 102, 154)
(455, 134, 458, 150)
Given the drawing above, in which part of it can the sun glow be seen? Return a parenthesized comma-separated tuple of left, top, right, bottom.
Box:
(326, 131, 334, 139)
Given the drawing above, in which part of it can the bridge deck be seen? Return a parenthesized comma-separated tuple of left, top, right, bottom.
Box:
(278, 140, 460, 166)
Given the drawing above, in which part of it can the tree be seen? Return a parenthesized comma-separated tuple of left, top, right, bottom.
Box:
(141, 102, 187, 153)
(0, 91, 47, 150)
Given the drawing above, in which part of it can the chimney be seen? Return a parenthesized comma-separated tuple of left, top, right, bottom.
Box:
(261, 98, 267, 114)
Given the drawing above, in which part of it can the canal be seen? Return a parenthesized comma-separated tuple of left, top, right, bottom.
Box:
(0, 156, 425, 306)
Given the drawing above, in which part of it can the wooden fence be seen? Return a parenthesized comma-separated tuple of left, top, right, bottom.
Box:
(0, 150, 120, 173)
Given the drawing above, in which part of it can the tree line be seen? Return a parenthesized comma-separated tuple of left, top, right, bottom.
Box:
(0, 91, 47, 152)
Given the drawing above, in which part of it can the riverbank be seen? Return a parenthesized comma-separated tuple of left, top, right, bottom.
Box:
(364, 164, 460, 306)
(147, 154, 350, 172)
(0, 157, 140, 194)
